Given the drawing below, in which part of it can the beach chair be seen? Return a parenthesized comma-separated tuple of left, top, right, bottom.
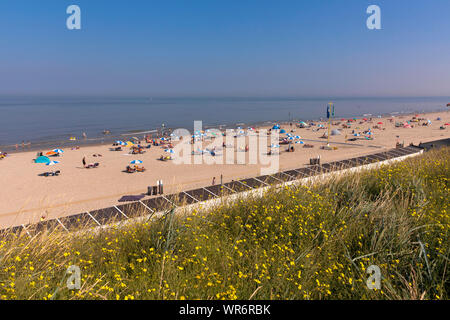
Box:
(135, 166, 146, 172)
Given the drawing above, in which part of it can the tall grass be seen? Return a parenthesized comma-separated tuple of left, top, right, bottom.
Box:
(0, 148, 449, 300)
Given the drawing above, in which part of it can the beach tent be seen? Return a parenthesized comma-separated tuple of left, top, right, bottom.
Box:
(331, 129, 341, 136)
(35, 156, 50, 164)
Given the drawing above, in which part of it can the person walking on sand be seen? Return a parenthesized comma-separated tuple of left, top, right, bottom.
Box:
(82, 132, 87, 140)
(212, 177, 216, 185)
(82, 156, 86, 168)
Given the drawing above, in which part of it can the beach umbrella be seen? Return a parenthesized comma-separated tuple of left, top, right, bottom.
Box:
(164, 149, 175, 154)
(445, 123, 450, 126)
(295, 135, 301, 139)
(270, 144, 280, 148)
(295, 141, 304, 144)
(280, 129, 286, 133)
(288, 137, 294, 140)
(130, 160, 143, 164)
(53, 149, 64, 154)
(45, 151, 57, 156)
(35, 156, 50, 164)
(46, 161, 59, 166)
(125, 141, 134, 147)
(377, 122, 383, 125)
(272, 125, 280, 130)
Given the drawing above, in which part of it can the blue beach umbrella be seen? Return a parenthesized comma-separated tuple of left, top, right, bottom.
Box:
(280, 129, 286, 134)
(130, 160, 143, 164)
(35, 156, 50, 164)
(46, 161, 60, 166)
(295, 141, 304, 144)
(164, 149, 175, 154)
(53, 149, 64, 154)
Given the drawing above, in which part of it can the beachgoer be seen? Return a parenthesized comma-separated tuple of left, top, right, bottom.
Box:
(82, 156, 86, 167)
(212, 177, 216, 185)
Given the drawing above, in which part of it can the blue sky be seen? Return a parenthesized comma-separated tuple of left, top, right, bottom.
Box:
(0, 0, 449, 97)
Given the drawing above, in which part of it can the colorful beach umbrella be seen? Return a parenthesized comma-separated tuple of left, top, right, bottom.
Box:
(53, 149, 64, 154)
(295, 141, 304, 144)
(45, 151, 57, 156)
(46, 161, 60, 166)
(130, 160, 143, 164)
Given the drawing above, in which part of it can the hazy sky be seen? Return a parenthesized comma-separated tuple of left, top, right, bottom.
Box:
(1, 0, 449, 97)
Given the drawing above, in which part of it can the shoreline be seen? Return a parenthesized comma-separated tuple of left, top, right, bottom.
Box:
(2, 108, 446, 155)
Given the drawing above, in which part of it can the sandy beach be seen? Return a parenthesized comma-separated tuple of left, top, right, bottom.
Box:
(1, 110, 449, 228)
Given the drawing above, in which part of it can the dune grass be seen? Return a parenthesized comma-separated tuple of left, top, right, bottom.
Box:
(0, 147, 449, 300)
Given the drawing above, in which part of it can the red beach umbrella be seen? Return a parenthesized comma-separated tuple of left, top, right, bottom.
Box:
(377, 122, 383, 125)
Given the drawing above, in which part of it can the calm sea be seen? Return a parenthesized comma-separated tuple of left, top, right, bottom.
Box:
(0, 96, 448, 151)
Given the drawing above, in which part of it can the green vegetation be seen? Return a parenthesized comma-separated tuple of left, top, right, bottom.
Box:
(0, 148, 449, 300)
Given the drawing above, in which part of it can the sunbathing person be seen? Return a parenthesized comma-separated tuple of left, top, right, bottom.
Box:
(134, 165, 146, 172)
(126, 165, 136, 173)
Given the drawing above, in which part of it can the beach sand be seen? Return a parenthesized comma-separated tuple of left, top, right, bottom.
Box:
(1, 111, 449, 228)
